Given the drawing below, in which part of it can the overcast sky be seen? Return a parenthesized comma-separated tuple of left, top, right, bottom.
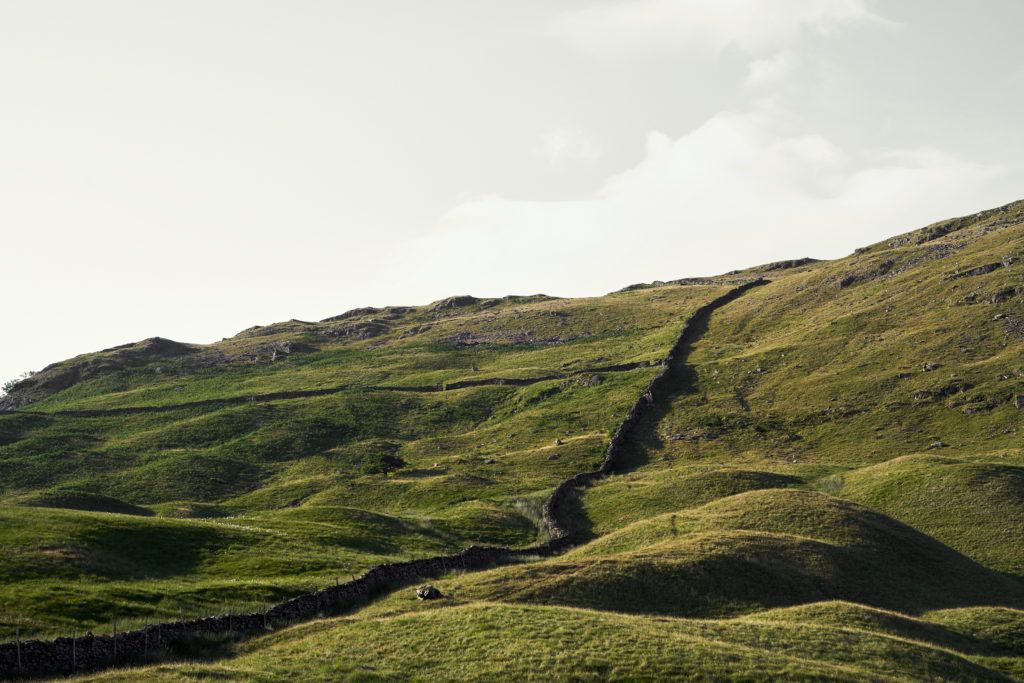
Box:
(2, 0, 1023, 386)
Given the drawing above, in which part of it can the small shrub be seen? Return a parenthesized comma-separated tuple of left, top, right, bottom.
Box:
(1, 370, 36, 395)
(360, 452, 406, 475)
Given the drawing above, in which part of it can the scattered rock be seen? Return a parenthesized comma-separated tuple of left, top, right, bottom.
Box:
(416, 585, 442, 600)
(922, 363, 940, 372)
(993, 313, 1007, 320)
(937, 382, 970, 396)
(322, 321, 390, 340)
(836, 260, 895, 289)
(988, 288, 1017, 304)
(1015, 395, 1024, 409)
(760, 257, 820, 272)
(963, 404, 994, 415)
(944, 262, 1004, 281)
(929, 441, 948, 449)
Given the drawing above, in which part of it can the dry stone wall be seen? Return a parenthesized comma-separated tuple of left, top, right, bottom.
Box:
(0, 280, 765, 680)
(1, 363, 658, 419)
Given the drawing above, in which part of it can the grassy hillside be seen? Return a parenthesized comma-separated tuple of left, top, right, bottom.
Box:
(3, 200, 1024, 679)
(83, 602, 1023, 681)
(0, 284, 730, 639)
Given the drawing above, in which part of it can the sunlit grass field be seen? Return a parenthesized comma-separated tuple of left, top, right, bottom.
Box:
(3, 200, 1024, 679)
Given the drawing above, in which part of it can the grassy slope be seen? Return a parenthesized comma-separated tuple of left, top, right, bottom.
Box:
(5, 201, 1024, 679)
(0, 285, 729, 639)
(85, 603, 1019, 682)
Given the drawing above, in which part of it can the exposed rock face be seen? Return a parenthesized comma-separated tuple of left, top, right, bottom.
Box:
(430, 295, 479, 311)
(988, 287, 1018, 304)
(416, 584, 442, 600)
(836, 259, 895, 289)
(321, 321, 390, 340)
(759, 257, 820, 272)
(943, 262, 1005, 281)
(937, 382, 970, 396)
(0, 393, 32, 411)
(320, 307, 381, 323)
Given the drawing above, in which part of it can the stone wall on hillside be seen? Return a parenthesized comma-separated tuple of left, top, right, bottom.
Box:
(0, 279, 766, 680)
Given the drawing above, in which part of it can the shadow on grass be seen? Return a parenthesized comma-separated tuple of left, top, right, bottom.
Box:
(616, 305, 714, 473)
(563, 303, 718, 539)
(82, 524, 227, 579)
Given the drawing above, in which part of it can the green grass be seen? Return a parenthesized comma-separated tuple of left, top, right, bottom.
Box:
(835, 454, 1024, 576)
(84, 602, 1020, 681)
(0, 286, 728, 638)
(419, 489, 1024, 620)
(4, 201, 1024, 678)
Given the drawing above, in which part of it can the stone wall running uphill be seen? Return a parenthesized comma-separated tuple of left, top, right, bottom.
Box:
(0, 279, 766, 680)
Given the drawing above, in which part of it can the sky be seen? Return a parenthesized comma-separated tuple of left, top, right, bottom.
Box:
(2, 0, 1023, 386)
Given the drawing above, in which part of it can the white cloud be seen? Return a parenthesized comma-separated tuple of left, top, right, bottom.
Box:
(537, 127, 602, 167)
(545, 0, 894, 56)
(387, 107, 1013, 300)
(745, 51, 800, 90)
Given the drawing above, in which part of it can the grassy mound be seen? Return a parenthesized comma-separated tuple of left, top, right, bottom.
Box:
(14, 489, 153, 516)
(0, 503, 457, 638)
(87, 602, 1014, 681)
(576, 467, 803, 535)
(447, 490, 1024, 617)
(835, 454, 1024, 576)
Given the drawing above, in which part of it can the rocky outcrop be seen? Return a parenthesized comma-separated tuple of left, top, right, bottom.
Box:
(430, 295, 479, 311)
(321, 307, 381, 323)
(835, 259, 895, 289)
(617, 277, 762, 293)
(943, 261, 1009, 281)
(321, 321, 390, 340)
(0, 337, 198, 409)
(758, 257, 820, 272)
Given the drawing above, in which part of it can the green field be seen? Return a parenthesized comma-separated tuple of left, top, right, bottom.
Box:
(3, 200, 1024, 679)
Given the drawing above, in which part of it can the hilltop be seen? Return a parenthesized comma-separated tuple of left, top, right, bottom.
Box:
(2, 199, 1024, 680)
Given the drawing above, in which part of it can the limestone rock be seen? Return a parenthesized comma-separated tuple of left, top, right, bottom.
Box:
(416, 585, 442, 600)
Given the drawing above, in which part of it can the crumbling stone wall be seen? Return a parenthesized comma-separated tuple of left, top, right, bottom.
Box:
(541, 280, 766, 538)
(0, 280, 765, 680)
(1, 363, 658, 418)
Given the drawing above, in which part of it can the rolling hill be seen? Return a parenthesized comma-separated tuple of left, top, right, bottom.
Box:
(2, 199, 1024, 680)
